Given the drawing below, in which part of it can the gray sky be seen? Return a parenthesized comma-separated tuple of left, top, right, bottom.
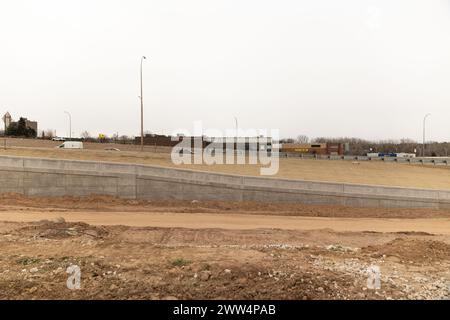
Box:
(1, 0, 449, 141)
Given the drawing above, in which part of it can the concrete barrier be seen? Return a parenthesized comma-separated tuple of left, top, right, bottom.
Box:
(0, 155, 449, 209)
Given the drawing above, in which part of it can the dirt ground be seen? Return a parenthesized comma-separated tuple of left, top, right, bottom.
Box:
(2, 193, 450, 218)
(1, 137, 450, 190)
(1, 194, 450, 300)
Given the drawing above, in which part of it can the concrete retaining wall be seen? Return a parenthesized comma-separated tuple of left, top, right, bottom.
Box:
(0, 155, 449, 209)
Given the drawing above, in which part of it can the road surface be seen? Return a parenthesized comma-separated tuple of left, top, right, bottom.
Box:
(1, 210, 450, 234)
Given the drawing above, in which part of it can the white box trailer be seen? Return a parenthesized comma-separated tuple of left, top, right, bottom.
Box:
(57, 141, 83, 149)
(367, 152, 416, 158)
(367, 153, 380, 158)
(395, 153, 416, 158)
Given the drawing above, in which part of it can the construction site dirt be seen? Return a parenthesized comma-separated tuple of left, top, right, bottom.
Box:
(1, 194, 450, 300)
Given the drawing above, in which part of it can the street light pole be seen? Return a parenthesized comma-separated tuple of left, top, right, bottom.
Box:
(140, 56, 146, 152)
(234, 116, 238, 137)
(422, 113, 431, 157)
(64, 111, 72, 140)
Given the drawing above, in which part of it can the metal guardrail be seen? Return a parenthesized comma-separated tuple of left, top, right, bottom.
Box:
(279, 152, 450, 166)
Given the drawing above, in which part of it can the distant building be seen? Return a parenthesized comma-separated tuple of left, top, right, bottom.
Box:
(280, 143, 344, 155)
(2, 112, 11, 132)
(209, 136, 273, 152)
(134, 134, 273, 152)
(22, 118, 38, 134)
(135, 134, 184, 147)
(2, 112, 38, 137)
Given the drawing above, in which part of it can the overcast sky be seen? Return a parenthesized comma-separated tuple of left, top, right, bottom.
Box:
(1, 0, 449, 141)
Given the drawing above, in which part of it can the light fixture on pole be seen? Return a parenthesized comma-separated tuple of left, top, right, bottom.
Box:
(64, 111, 72, 140)
(140, 56, 147, 152)
(422, 113, 431, 157)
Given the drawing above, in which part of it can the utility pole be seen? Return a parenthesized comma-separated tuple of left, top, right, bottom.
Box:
(64, 111, 72, 140)
(140, 56, 147, 151)
(422, 113, 431, 157)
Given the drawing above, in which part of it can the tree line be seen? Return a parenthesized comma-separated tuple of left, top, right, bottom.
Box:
(279, 136, 450, 157)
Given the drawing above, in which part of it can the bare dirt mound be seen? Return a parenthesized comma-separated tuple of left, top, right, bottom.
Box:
(363, 238, 450, 264)
(15, 219, 109, 239)
(0, 193, 138, 210)
(1, 220, 450, 299)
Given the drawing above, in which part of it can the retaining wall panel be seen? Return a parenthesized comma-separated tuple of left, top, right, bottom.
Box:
(0, 155, 448, 209)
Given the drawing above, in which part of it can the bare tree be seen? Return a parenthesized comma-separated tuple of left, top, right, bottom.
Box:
(118, 135, 131, 144)
(296, 135, 309, 144)
(43, 129, 55, 139)
(80, 131, 91, 140)
(279, 138, 294, 144)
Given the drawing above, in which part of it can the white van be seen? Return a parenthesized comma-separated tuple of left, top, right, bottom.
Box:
(57, 141, 84, 149)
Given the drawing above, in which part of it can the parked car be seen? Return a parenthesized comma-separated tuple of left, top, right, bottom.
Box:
(52, 137, 65, 141)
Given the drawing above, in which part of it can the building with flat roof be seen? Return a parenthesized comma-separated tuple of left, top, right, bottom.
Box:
(280, 142, 344, 155)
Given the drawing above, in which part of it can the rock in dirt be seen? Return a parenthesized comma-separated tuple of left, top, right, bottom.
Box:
(199, 271, 211, 281)
(84, 229, 99, 237)
(53, 217, 66, 224)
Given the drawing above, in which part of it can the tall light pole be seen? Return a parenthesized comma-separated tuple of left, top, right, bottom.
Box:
(140, 56, 146, 151)
(422, 113, 431, 157)
(64, 111, 72, 140)
(234, 116, 238, 137)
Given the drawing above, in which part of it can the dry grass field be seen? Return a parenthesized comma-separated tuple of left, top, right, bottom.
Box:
(0, 137, 449, 190)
